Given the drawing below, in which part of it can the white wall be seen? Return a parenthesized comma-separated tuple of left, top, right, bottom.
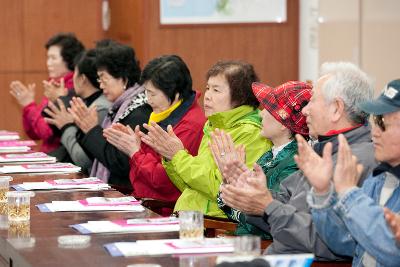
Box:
(299, 0, 400, 92)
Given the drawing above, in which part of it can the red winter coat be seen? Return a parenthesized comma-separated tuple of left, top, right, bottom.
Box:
(129, 92, 206, 216)
(22, 72, 74, 153)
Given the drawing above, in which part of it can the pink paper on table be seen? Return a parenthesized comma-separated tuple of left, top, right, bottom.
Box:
(2, 152, 48, 159)
(0, 131, 18, 136)
(112, 218, 179, 227)
(45, 178, 103, 185)
(21, 163, 76, 169)
(78, 199, 141, 207)
(0, 140, 36, 147)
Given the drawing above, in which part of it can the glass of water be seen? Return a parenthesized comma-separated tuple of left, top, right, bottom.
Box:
(233, 235, 261, 256)
(179, 210, 204, 241)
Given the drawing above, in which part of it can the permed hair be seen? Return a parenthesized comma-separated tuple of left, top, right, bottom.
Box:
(95, 43, 141, 88)
(45, 33, 85, 71)
(206, 60, 260, 108)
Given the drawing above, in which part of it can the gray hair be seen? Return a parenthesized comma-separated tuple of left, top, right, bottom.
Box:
(320, 62, 374, 124)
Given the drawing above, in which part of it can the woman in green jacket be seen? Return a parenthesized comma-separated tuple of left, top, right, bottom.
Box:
(139, 60, 272, 218)
(213, 81, 312, 238)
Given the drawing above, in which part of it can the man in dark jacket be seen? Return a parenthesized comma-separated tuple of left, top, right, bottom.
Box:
(220, 62, 378, 261)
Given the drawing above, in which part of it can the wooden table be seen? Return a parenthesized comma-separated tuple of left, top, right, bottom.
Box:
(0, 173, 352, 267)
(0, 173, 180, 267)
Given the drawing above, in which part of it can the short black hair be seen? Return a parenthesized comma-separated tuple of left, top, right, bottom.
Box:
(45, 33, 85, 71)
(74, 49, 100, 89)
(140, 55, 193, 102)
(95, 38, 119, 49)
(206, 60, 260, 108)
(95, 43, 141, 88)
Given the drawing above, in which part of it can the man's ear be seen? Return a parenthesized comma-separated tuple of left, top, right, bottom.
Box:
(331, 97, 345, 122)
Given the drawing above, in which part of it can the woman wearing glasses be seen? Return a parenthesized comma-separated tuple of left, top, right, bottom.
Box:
(69, 43, 152, 191)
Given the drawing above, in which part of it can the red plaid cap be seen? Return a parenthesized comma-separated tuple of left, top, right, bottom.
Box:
(252, 81, 312, 135)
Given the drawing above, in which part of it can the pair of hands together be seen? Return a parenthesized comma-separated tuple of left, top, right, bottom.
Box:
(103, 121, 185, 160)
(209, 129, 273, 216)
(10, 79, 68, 107)
(43, 97, 98, 132)
(209, 130, 364, 216)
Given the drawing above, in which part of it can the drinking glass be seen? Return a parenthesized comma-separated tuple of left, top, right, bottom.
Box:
(0, 176, 12, 215)
(179, 210, 204, 240)
(233, 235, 261, 256)
(6, 191, 34, 222)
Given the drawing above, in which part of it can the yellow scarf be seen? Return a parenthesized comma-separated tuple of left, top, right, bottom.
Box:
(148, 99, 183, 124)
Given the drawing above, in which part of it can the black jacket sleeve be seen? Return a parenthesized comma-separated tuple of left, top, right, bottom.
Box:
(78, 104, 152, 187)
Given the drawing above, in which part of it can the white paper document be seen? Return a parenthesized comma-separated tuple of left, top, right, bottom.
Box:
(0, 152, 56, 163)
(0, 140, 36, 153)
(0, 131, 20, 141)
(105, 238, 234, 257)
(0, 146, 31, 153)
(13, 177, 111, 191)
(37, 196, 145, 212)
(71, 217, 180, 234)
(0, 163, 81, 174)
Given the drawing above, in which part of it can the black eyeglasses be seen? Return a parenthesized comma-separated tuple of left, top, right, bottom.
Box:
(373, 115, 385, 131)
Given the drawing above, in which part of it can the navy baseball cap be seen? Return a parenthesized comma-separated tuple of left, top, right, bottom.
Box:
(360, 79, 400, 115)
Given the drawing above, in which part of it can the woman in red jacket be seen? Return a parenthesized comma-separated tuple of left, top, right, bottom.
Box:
(103, 55, 206, 215)
(9, 33, 84, 153)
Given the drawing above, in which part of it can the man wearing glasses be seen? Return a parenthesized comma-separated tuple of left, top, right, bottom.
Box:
(299, 79, 400, 266)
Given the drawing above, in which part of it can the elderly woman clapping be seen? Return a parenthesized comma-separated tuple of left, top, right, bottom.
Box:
(103, 55, 206, 215)
(211, 81, 312, 238)
(140, 61, 272, 218)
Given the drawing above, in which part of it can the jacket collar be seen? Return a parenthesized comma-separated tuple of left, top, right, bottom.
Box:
(373, 162, 400, 179)
(206, 105, 261, 130)
(157, 91, 198, 130)
(313, 124, 372, 156)
(84, 91, 103, 107)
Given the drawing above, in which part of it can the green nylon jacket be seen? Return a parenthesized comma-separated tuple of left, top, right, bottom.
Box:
(162, 105, 272, 218)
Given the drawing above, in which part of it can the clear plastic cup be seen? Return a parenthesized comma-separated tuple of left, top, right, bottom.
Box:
(179, 210, 204, 240)
(0, 176, 12, 215)
(6, 191, 34, 222)
(233, 235, 261, 256)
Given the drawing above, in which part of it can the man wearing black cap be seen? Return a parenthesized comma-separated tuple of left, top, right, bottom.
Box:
(299, 79, 400, 266)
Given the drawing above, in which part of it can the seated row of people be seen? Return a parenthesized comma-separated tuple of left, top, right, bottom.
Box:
(9, 32, 400, 266)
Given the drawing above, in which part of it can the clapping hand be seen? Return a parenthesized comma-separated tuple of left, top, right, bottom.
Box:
(103, 123, 142, 157)
(294, 134, 333, 194)
(384, 208, 400, 243)
(332, 134, 363, 194)
(139, 122, 184, 160)
(220, 164, 272, 215)
(43, 78, 68, 102)
(43, 99, 74, 129)
(9, 81, 35, 107)
(209, 128, 246, 183)
(68, 97, 98, 133)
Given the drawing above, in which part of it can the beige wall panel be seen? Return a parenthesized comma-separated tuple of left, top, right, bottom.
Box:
(361, 0, 400, 92)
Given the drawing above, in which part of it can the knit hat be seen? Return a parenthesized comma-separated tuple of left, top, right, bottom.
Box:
(360, 79, 400, 115)
(252, 81, 312, 135)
